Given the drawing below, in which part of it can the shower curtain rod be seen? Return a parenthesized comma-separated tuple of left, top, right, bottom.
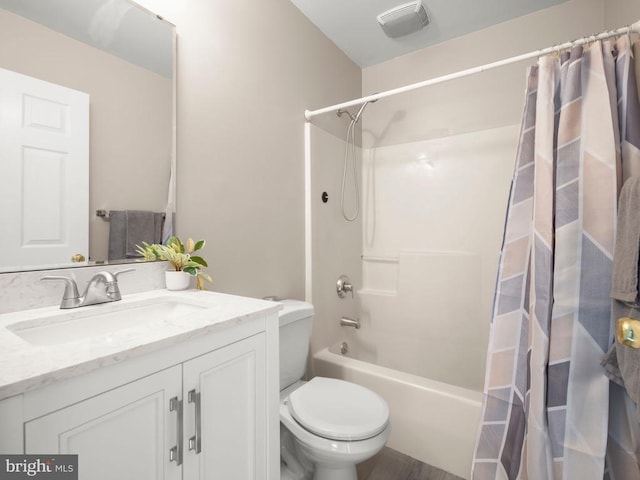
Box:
(304, 20, 640, 121)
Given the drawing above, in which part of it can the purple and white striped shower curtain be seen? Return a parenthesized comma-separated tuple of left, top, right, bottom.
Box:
(472, 37, 640, 479)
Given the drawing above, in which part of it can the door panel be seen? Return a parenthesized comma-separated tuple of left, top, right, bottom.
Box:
(25, 366, 181, 480)
(183, 334, 267, 480)
(0, 67, 89, 270)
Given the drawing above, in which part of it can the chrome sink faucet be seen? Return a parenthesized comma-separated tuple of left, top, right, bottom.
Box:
(42, 268, 135, 309)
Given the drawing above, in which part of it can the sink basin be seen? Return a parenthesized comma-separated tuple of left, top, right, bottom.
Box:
(8, 299, 206, 346)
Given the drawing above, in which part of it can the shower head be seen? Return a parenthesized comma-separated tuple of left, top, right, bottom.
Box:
(339, 98, 378, 222)
(351, 98, 378, 123)
(354, 103, 368, 123)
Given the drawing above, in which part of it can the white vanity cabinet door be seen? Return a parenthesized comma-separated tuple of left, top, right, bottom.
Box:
(182, 333, 267, 480)
(25, 365, 182, 480)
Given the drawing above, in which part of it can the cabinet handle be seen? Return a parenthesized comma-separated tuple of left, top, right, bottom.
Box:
(169, 396, 183, 465)
(188, 389, 202, 454)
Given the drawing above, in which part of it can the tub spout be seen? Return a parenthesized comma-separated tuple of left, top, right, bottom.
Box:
(340, 317, 360, 329)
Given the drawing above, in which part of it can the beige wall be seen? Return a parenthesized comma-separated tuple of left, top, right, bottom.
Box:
(0, 9, 172, 264)
(137, 0, 361, 300)
(605, 0, 640, 28)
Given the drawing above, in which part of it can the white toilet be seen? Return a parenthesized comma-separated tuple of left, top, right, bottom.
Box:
(278, 300, 390, 480)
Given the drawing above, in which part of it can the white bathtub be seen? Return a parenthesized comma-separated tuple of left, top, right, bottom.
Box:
(312, 344, 483, 480)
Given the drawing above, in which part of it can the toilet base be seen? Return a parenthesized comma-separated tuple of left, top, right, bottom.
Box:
(314, 465, 357, 480)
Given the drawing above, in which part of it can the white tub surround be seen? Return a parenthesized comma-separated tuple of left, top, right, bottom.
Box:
(0, 290, 281, 480)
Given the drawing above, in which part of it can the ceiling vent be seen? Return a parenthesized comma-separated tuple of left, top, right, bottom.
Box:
(377, 1, 430, 39)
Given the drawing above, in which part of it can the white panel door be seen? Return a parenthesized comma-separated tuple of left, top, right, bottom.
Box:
(0, 67, 89, 270)
(25, 366, 182, 480)
(183, 334, 267, 480)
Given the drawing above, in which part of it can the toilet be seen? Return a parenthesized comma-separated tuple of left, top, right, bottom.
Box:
(278, 299, 390, 480)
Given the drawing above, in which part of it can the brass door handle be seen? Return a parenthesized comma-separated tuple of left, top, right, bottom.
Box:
(616, 317, 640, 348)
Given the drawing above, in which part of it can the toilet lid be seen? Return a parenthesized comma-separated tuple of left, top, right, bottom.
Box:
(287, 377, 389, 441)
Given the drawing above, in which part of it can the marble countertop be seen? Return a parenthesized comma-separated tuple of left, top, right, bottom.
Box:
(0, 289, 281, 400)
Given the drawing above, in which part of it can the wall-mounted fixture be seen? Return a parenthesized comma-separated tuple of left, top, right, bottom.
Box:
(340, 317, 361, 329)
(377, 1, 430, 38)
(336, 275, 354, 298)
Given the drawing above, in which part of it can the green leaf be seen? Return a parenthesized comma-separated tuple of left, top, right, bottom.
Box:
(134, 241, 160, 261)
(183, 266, 198, 276)
(166, 236, 185, 253)
(193, 240, 205, 251)
(190, 256, 208, 267)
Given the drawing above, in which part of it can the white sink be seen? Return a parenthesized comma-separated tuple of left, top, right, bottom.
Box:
(8, 298, 206, 346)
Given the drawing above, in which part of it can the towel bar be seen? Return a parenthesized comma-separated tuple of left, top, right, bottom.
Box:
(96, 210, 166, 221)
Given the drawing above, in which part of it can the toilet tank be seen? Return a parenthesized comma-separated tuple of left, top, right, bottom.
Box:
(279, 299, 314, 390)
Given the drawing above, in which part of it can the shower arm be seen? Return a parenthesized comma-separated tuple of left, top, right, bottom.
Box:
(336, 108, 356, 122)
(336, 100, 378, 124)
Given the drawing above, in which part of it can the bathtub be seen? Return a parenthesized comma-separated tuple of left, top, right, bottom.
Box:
(312, 343, 483, 480)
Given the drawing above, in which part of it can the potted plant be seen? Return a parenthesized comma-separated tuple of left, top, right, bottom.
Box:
(136, 236, 213, 290)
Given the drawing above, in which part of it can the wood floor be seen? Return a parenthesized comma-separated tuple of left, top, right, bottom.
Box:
(357, 447, 465, 480)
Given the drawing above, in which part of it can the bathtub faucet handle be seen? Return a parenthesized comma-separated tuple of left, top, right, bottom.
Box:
(336, 275, 354, 299)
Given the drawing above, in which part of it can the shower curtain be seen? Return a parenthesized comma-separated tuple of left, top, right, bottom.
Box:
(472, 37, 640, 479)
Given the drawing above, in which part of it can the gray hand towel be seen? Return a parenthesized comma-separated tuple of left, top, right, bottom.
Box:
(611, 175, 640, 303)
(108, 211, 127, 261)
(107, 210, 164, 261)
(125, 210, 163, 257)
(603, 175, 640, 419)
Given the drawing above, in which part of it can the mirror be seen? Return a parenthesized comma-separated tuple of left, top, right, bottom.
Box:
(0, 0, 175, 273)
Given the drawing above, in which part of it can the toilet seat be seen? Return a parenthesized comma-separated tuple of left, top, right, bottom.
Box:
(287, 377, 389, 441)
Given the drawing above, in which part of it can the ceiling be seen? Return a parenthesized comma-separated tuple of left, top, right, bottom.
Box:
(290, 0, 569, 68)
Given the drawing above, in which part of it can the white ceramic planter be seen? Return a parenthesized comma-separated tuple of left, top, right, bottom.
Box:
(165, 270, 191, 290)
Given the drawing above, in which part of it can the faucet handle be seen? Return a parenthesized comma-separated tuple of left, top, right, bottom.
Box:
(103, 268, 135, 300)
(41, 276, 80, 298)
(41, 276, 80, 308)
(336, 275, 354, 299)
(113, 268, 135, 281)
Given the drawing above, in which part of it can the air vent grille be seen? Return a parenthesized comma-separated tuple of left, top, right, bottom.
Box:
(377, 1, 430, 39)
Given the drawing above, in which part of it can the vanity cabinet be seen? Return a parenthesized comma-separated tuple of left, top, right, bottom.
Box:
(0, 299, 279, 480)
(23, 333, 267, 480)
